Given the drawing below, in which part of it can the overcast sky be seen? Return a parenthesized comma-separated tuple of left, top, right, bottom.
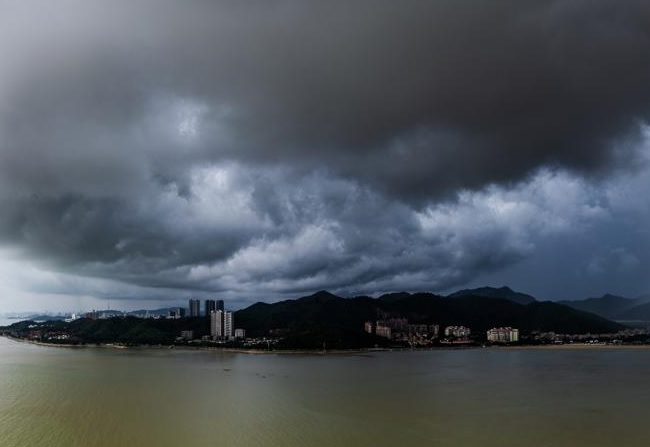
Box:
(1, 0, 650, 313)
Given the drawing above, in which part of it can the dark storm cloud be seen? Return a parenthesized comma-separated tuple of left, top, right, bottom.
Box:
(0, 193, 249, 279)
(3, 1, 650, 198)
(1, 1, 650, 307)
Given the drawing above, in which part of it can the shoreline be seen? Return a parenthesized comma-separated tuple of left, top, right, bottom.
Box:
(500, 343, 650, 350)
(4, 334, 650, 353)
(0, 335, 374, 355)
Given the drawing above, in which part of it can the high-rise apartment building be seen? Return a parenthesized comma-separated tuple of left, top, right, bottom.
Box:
(205, 299, 216, 317)
(210, 310, 223, 338)
(189, 299, 201, 317)
(210, 309, 234, 340)
(223, 311, 233, 339)
(216, 300, 224, 312)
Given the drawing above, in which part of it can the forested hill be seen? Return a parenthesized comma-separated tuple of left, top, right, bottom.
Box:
(235, 290, 625, 341)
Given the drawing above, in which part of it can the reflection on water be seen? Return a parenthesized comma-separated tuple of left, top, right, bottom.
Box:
(2, 337, 650, 447)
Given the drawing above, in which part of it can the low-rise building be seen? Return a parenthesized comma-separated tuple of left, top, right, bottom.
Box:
(375, 325, 391, 338)
(486, 327, 519, 342)
(444, 326, 471, 338)
(365, 319, 438, 341)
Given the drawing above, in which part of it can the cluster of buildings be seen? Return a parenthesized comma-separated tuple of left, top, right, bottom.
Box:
(364, 318, 440, 342)
(365, 318, 475, 342)
(365, 318, 523, 344)
(72, 298, 245, 342)
(188, 298, 225, 318)
(486, 327, 519, 343)
(189, 299, 241, 341)
(444, 326, 471, 339)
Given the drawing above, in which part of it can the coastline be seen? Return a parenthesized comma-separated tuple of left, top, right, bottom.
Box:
(5, 334, 650, 354)
(501, 343, 650, 350)
(0, 335, 372, 355)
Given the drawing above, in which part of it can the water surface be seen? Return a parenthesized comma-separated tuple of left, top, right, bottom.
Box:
(1, 338, 649, 446)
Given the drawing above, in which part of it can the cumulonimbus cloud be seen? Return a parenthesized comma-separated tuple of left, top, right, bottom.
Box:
(1, 1, 650, 307)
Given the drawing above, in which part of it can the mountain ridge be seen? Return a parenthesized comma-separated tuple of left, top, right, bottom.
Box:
(559, 293, 650, 321)
(447, 286, 536, 305)
(234, 288, 625, 348)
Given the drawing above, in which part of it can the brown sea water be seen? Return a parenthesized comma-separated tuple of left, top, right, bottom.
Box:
(2, 337, 650, 447)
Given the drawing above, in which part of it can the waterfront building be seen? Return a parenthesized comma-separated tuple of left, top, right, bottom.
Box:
(375, 325, 391, 338)
(224, 312, 233, 339)
(487, 327, 519, 343)
(444, 326, 471, 338)
(210, 310, 234, 340)
(366, 319, 439, 339)
(210, 310, 223, 338)
(234, 328, 245, 339)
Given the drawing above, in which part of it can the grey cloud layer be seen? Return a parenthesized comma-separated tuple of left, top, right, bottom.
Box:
(1, 1, 650, 305)
(3, 1, 650, 197)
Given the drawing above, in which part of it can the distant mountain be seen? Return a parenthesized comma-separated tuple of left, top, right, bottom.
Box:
(380, 293, 622, 334)
(558, 294, 631, 320)
(614, 302, 650, 321)
(297, 290, 340, 303)
(635, 293, 650, 303)
(448, 286, 536, 305)
(234, 291, 382, 349)
(234, 290, 624, 348)
(559, 293, 650, 321)
(378, 292, 412, 302)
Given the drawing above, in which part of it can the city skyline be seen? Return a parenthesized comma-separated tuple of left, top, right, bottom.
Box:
(2, 1, 650, 313)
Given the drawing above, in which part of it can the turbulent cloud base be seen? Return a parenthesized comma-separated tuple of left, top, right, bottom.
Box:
(1, 1, 650, 311)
